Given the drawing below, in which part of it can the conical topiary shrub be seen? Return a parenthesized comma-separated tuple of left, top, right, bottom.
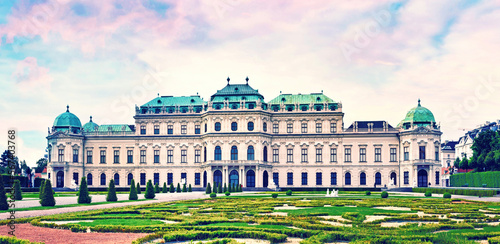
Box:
(206, 183, 212, 194)
(145, 180, 155, 199)
(182, 184, 187, 192)
(223, 183, 227, 193)
(136, 182, 141, 194)
(0, 176, 9, 210)
(78, 177, 91, 204)
(169, 183, 175, 193)
(13, 179, 22, 200)
(188, 184, 192, 192)
(218, 183, 222, 193)
(39, 180, 45, 199)
(155, 183, 160, 193)
(162, 182, 168, 193)
(176, 183, 181, 193)
(229, 183, 233, 193)
(212, 183, 217, 194)
(106, 179, 117, 202)
(129, 179, 138, 200)
(40, 180, 56, 207)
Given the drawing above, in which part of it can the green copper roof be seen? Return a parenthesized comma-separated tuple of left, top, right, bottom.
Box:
(142, 95, 206, 107)
(268, 93, 335, 105)
(53, 106, 82, 128)
(83, 116, 99, 132)
(97, 124, 133, 132)
(210, 80, 264, 101)
(401, 100, 435, 124)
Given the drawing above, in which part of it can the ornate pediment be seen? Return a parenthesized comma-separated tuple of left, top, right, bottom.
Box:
(414, 126, 431, 134)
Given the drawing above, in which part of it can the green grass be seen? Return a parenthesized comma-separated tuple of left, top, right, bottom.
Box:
(204, 222, 290, 230)
(274, 205, 416, 216)
(75, 218, 165, 226)
(0, 199, 150, 213)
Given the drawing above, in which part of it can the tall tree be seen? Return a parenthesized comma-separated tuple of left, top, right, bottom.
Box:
(0, 176, 9, 210)
(35, 158, 48, 173)
(13, 180, 22, 200)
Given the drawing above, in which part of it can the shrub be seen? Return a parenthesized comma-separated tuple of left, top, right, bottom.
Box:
(412, 187, 496, 197)
(169, 183, 175, 193)
(144, 180, 156, 199)
(223, 183, 227, 193)
(210, 193, 217, 198)
(206, 183, 212, 194)
(0, 176, 8, 210)
(129, 179, 138, 200)
(13, 179, 22, 200)
(212, 183, 217, 194)
(365, 191, 371, 196)
(188, 184, 192, 192)
(425, 190, 432, 197)
(106, 179, 118, 202)
(218, 183, 223, 193)
(40, 180, 55, 206)
(136, 182, 141, 194)
(286, 190, 292, 196)
(272, 193, 278, 198)
(154, 183, 160, 193)
(78, 177, 91, 204)
(483, 184, 487, 188)
(39, 180, 45, 199)
(176, 183, 181, 193)
(225, 191, 230, 196)
(443, 192, 452, 198)
(182, 184, 187, 193)
(0, 235, 42, 244)
(381, 191, 388, 198)
(162, 182, 168, 193)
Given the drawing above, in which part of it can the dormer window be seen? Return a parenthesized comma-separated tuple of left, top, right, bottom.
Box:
(157, 100, 162, 104)
(191, 99, 195, 103)
(316, 97, 321, 101)
(281, 97, 286, 102)
(235, 87, 239, 91)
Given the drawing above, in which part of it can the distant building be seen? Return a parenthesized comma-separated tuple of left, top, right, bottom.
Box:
(440, 140, 458, 187)
(455, 120, 500, 159)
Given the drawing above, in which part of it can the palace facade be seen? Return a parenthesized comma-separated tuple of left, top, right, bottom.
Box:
(46, 78, 442, 190)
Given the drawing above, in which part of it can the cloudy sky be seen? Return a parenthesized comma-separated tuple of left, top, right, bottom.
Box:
(1, 0, 499, 167)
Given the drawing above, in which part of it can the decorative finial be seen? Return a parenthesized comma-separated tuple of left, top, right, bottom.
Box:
(227, 77, 230, 84)
(245, 76, 249, 84)
(321, 90, 323, 93)
(90, 116, 93, 122)
(418, 99, 421, 106)
(157, 93, 159, 97)
(66, 105, 69, 112)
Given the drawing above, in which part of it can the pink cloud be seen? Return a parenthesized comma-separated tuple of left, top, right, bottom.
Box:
(12, 57, 53, 88)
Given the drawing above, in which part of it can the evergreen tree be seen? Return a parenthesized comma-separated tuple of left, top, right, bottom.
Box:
(136, 182, 141, 194)
(212, 182, 217, 194)
(182, 184, 187, 192)
(162, 182, 168, 193)
(176, 183, 181, 193)
(154, 183, 160, 193)
(229, 183, 233, 192)
(223, 183, 227, 193)
(144, 180, 155, 199)
(206, 183, 212, 194)
(188, 184, 192, 192)
(169, 183, 175, 193)
(39, 180, 46, 199)
(218, 182, 222, 193)
(106, 179, 117, 202)
(129, 179, 138, 200)
(13, 179, 22, 200)
(40, 180, 56, 207)
(77, 177, 91, 204)
(0, 176, 9, 210)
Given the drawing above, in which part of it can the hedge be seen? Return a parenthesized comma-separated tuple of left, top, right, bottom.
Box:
(1, 174, 28, 187)
(489, 236, 500, 244)
(451, 171, 500, 188)
(412, 187, 497, 197)
(0, 236, 42, 244)
(162, 230, 287, 244)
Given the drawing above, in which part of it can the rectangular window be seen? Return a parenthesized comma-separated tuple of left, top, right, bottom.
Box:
(273, 172, 279, 187)
(359, 148, 366, 162)
(167, 125, 173, 134)
(301, 123, 307, 133)
(390, 148, 397, 162)
(287, 123, 293, 133)
(316, 172, 322, 185)
(114, 150, 119, 164)
(435, 171, 440, 185)
(181, 149, 187, 163)
(154, 150, 160, 163)
(331, 172, 337, 185)
(404, 147, 409, 161)
(419, 146, 426, 159)
(301, 148, 308, 162)
(435, 146, 439, 161)
(140, 173, 146, 185)
(58, 149, 64, 162)
(167, 150, 173, 163)
(330, 148, 337, 162)
(375, 148, 382, 162)
(195, 173, 200, 185)
(154, 173, 159, 185)
(167, 173, 173, 185)
(86, 150, 92, 164)
(316, 148, 322, 162)
(195, 125, 200, 134)
(273, 149, 279, 163)
(330, 122, 337, 133)
(301, 172, 308, 185)
(73, 149, 78, 162)
(195, 149, 201, 163)
(140, 125, 146, 135)
(404, 171, 409, 184)
(316, 123, 322, 133)
(344, 148, 351, 162)
(140, 150, 146, 163)
(181, 125, 187, 134)
(181, 172, 187, 183)
(287, 149, 293, 162)
(154, 125, 159, 135)
(100, 150, 106, 164)
(287, 172, 293, 185)
(127, 150, 133, 163)
(273, 123, 279, 133)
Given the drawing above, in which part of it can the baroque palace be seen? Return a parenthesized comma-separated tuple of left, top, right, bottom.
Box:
(46, 78, 442, 190)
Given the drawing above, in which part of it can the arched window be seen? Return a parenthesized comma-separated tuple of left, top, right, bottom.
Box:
(114, 173, 120, 186)
(345, 172, 351, 185)
(214, 146, 222, 161)
(87, 173, 93, 185)
(248, 122, 254, 131)
(247, 146, 254, 160)
(375, 172, 382, 185)
(215, 122, 221, 131)
(230, 170, 239, 186)
(204, 124, 207, 132)
(127, 173, 133, 185)
(231, 146, 238, 160)
(100, 173, 106, 186)
(231, 122, 238, 131)
(204, 147, 207, 162)
(360, 172, 366, 185)
(263, 146, 268, 162)
(263, 122, 267, 132)
(213, 170, 222, 187)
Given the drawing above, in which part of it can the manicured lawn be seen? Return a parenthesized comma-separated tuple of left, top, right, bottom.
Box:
(205, 222, 291, 230)
(274, 205, 416, 216)
(0, 199, 150, 213)
(76, 218, 165, 226)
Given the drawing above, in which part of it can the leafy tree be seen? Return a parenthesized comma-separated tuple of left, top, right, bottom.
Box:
(188, 184, 192, 192)
(13, 180, 22, 200)
(35, 158, 48, 173)
(182, 184, 187, 192)
(154, 183, 160, 193)
(106, 179, 117, 202)
(468, 130, 500, 171)
(169, 183, 175, 193)
(136, 182, 141, 194)
(206, 183, 212, 194)
(176, 183, 181, 193)
(40, 180, 56, 206)
(129, 179, 138, 200)
(0, 176, 9, 210)
(77, 177, 91, 203)
(459, 157, 469, 170)
(144, 180, 155, 199)
(162, 182, 168, 193)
